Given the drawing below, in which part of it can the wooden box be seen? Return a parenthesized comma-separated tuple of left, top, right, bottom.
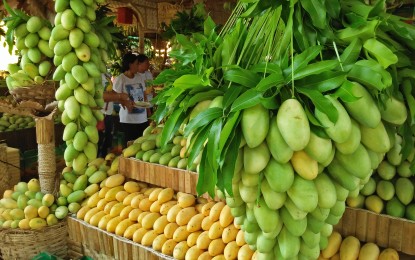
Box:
(67, 217, 173, 260)
(0, 146, 20, 195)
(334, 207, 415, 255)
(119, 157, 199, 196)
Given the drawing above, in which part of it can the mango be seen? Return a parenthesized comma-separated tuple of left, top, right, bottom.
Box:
(327, 158, 360, 191)
(241, 104, 269, 148)
(302, 228, 320, 248)
(69, 28, 84, 48)
(280, 206, 307, 236)
(61, 9, 76, 30)
(316, 96, 352, 143)
(84, 31, 100, 48)
(39, 61, 52, 77)
(62, 52, 79, 72)
(51, 24, 70, 41)
(291, 150, 318, 180)
(64, 144, 79, 162)
(54, 39, 72, 57)
(343, 82, 381, 128)
(38, 26, 51, 40)
(72, 65, 89, 84)
(386, 197, 405, 218)
(335, 119, 361, 154)
(15, 23, 29, 38)
(55, 0, 68, 12)
(395, 177, 414, 205)
(304, 131, 333, 164)
(376, 180, 395, 201)
(70, 0, 87, 17)
(73, 153, 88, 173)
(83, 61, 101, 77)
(76, 17, 91, 33)
(23, 63, 39, 80)
(360, 121, 391, 153)
(26, 16, 43, 33)
(336, 144, 372, 180)
(379, 96, 407, 125)
(75, 44, 91, 62)
(365, 195, 384, 214)
(278, 227, 301, 258)
(27, 47, 41, 63)
(287, 175, 318, 212)
(313, 173, 337, 209)
(277, 99, 310, 151)
(264, 158, 294, 193)
(85, 125, 99, 144)
(243, 142, 270, 174)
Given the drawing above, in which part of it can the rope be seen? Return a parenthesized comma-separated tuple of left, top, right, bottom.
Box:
(37, 142, 57, 194)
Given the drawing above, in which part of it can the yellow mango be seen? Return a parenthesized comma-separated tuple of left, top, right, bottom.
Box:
(291, 150, 318, 180)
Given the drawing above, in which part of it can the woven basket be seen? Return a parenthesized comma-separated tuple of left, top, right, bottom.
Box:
(10, 81, 56, 108)
(0, 145, 20, 197)
(0, 220, 68, 260)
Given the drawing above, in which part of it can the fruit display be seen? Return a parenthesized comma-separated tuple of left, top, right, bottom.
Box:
(0, 179, 62, 229)
(122, 124, 200, 171)
(319, 231, 399, 260)
(0, 112, 62, 132)
(147, 0, 415, 258)
(2, 4, 54, 89)
(348, 133, 415, 220)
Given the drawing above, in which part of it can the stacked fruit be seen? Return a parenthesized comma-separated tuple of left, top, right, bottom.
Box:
(319, 231, 399, 259)
(0, 179, 65, 229)
(0, 113, 35, 131)
(348, 134, 415, 220)
(123, 125, 200, 171)
(4, 13, 54, 90)
(52, 0, 108, 177)
(76, 175, 255, 260)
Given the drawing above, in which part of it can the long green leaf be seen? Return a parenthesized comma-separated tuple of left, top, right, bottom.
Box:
(250, 63, 283, 75)
(187, 125, 210, 166)
(299, 71, 346, 92)
(334, 80, 361, 102)
(300, 0, 327, 29)
(284, 45, 323, 76)
(223, 86, 242, 110)
(206, 118, 223, 197)
(160, 107, 186, 148)
(224, 68, 261, 88)
(340, 38, 363, 67)
(196, 149, 209, 196)
(184, 107, 223, 136)
(293, 60, 339, 80)
(173, 74, 205, 89)
(222, 130, 242, 196)
(297, 87, 338, 123)
(230, 89, 263, 112)
(255, 72, 285, 91)
(218, 111, 241, 154)
(348, 61, 391, 90)
(363, 38, 398, 69)
(185, 89, 223, 109)
(325, 0, 340, 18)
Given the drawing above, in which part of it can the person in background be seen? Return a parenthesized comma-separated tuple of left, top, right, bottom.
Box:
(98, 73, 115, 157)
(136, 54, 154, 115)
(113, 53, 149, 146)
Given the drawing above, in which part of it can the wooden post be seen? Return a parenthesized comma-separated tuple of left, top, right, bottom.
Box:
(35, 117, 57, 194)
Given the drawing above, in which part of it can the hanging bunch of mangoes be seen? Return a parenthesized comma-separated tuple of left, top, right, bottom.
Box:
(151, 0, 415, 258)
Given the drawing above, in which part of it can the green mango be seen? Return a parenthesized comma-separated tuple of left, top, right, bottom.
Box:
(244, 142, 270, 174)
(304, 131, 333, 164)
(266, 116, 293, 163)
(69, 28, 84, 48)
(61, 9, 76, 30)
(62, 52, 79, 72)
(260, 179, 286, 210)
(54, 39, 72, 57)
(38, 26, 51, 40)
(26, 16, 43, 33)
(280, 206, 307, 236)
(84, 31, 100, 48)
(253, 197, 281, 233)
(360, 121, 391, 153)
(71, 65, 89, 84)
(264, 158, 294, 193)
(287, 175, 318, 212)
(64, 96, 80, 120)
(241, 104, 269, 148)
(335, 119, 361, 155)
(278, 227, 301, 259)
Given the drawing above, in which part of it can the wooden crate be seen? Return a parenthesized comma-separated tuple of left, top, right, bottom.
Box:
(119, 157, 199, 196)
(67, 217, 174, 260)
(334, 207, 415, 255)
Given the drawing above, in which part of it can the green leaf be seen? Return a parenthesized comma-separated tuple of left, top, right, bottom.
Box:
(184, 107, 223, 136)
(255, 72, 285, 92)
(173, 74, 206, 89)
(299, 71, 346, 92)
(230, 89, 263, 112)
(204, 16, 216, 36)
(218, 111, 241, 154)
(363, 38, 398, 69)
(197, 149, 209, 196)
(152, 103, 167, 124)
(340, 38, 363, 67)
(325, 0, 340, 18)
(222, 130, 242, 196)
(399, 121, 414, 161)
(224, 67, 261, 88)
(223, 86, 242, 110)
(334, 80, 361, 102)
(187, 125, 210, 168)
(261, 95, 279, 110)
(348, 60, 392, 90)
(284, 45, 323, 77)
(304, 105, 323, 127)
(2, 0, 16, 17)
(297, 87, 338, 123)
(402, 79, 415, 125)
(206, 118, 223, 197)
(250, 63, 283, 75)
(160, 107, 187, 148)
(185, 89, 223, 110)
(293, 60, 339, 80)
(300, 0, 327, 29)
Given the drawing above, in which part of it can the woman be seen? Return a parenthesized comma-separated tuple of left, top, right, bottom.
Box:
(113, 53, 150, 145)
(136, 54, 154, 115)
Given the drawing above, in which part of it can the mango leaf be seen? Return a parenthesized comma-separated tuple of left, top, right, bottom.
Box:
(224, 67, 261, 88)
(206, 118, 223, 197)
(348, 61, 391, 90)
(255, 72, 285, 92)
(325, 0, 340, 18)
(153, 68, 192, 85)
(299, 71, 346, 92)
(174, 74, 206, 89)
(293, 60, 339, 80)
(399, 121, 414, 161)
(250, 62, 283, 75)
(284, 45, 323, 77)
(2, 0, 16, 17)
(369, 0, 386, 18)
(160, 107, 187, 148)
(196, 149, 209, 196)
(223, 86, 243, 110)
(310, 125, 330, 139)
(261, 95, 279, 110)
(340, 38, 363, 67)
(297, 87, 338, 123)
(230, 89, 263, 112)
(304, 105, 323, 127)
(222, 130, 242, 196)
(363, 38, 398, 69)
(187, 125, 210, 167)
(402, 79, 415, 125)
(185, 89, 223, 110)
(218, 111, 241, 154)
(334, 80, 361, 102)
(300, 0, 327, 29)
(166, 88, 186, 105)
(152, 102, 167, 124)
(184, 107, 223, 136)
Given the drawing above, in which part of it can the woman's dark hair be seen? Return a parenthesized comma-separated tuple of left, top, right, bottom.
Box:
(121, 52, 138, 72)
(137, 54, 149, 63)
